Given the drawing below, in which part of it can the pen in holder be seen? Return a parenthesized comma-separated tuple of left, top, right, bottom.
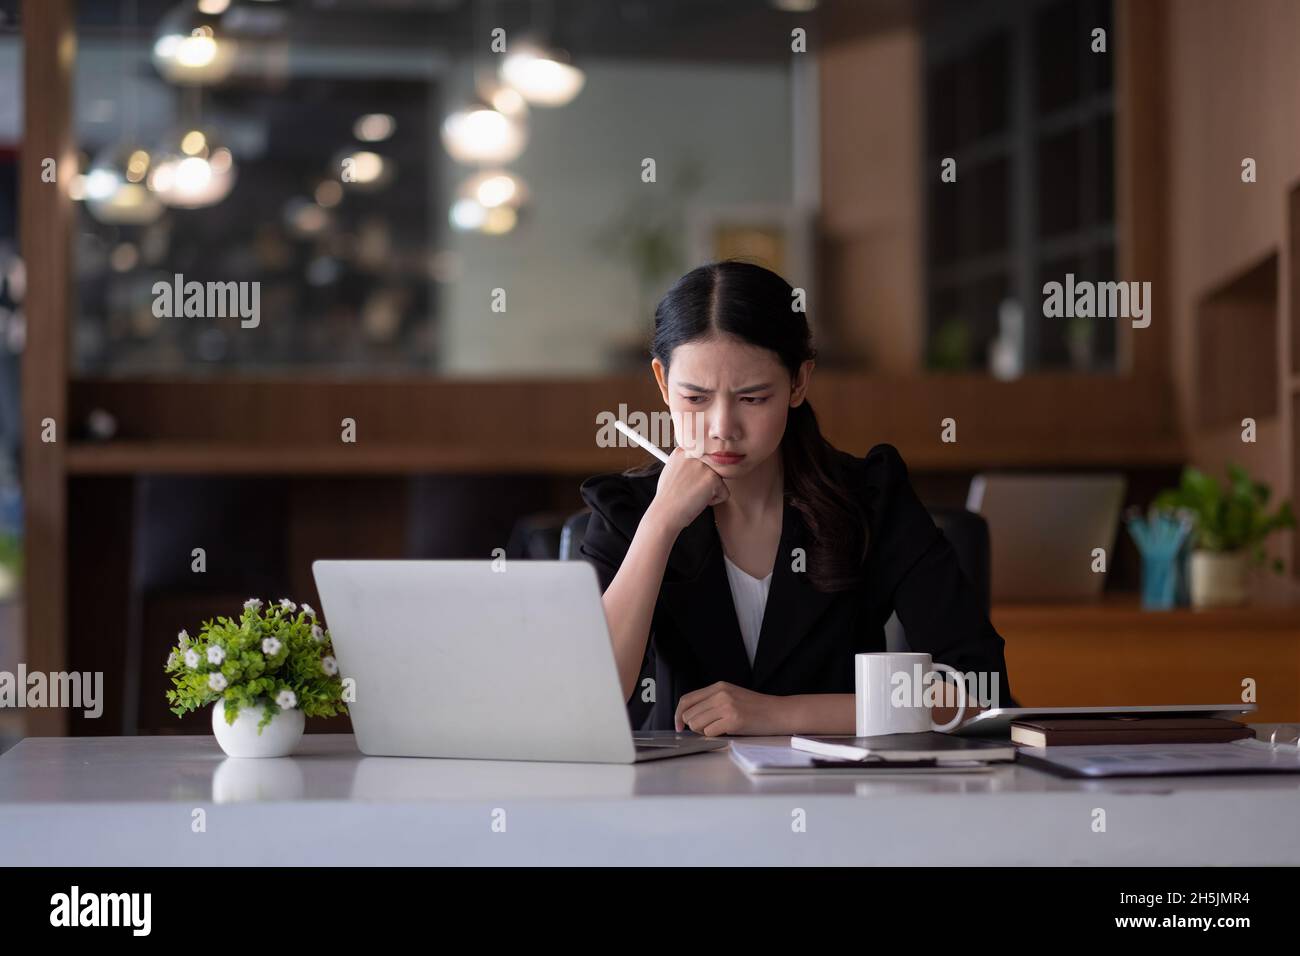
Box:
(1125, 507, 1193, 611)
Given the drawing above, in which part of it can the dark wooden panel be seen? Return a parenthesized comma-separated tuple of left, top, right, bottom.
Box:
(1115, 0, 1170, 384)
(66, 477, 133, 736)
(67, 372, 1183, 474)
(20, 0, 75, 736)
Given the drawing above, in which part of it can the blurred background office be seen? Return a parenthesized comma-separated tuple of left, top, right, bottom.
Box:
(1, 0, 1297, 749)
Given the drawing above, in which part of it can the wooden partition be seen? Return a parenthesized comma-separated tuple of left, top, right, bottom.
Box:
(19, 0, 74, 737)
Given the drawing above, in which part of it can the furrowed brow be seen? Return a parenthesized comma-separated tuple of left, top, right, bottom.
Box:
(678, 382, 772, 394)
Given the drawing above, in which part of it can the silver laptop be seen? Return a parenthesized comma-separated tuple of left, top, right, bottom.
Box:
(967, 473, 1126, 602)
(312, 560, 728, 763)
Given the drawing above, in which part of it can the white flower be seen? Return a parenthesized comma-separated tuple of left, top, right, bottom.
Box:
(276, 689, 297, 710)
(166, 650, 179, 668)
(311, 624, 325, 642)
(279, 598, 296, 613)
(184, 648, 201, 669)
(262, 637, 281, 656)
(177, 629, 190, 646)
(207, 645, 226, 665)
(208, 672, 228, 692)
(301, 603, 316, 619)
(244, 598, 262, 612)
(321, 655, 338, 676)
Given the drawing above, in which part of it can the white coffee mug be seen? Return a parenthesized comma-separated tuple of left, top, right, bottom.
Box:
(854, 652, 968, 736)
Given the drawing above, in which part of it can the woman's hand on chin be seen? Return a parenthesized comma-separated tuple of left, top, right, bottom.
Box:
(674, 681, 795, 736)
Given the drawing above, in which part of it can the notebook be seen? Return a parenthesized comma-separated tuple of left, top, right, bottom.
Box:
(790, 732, 1017, 763)
(729, 743, 999, 775)
(1009, 717, 1254, 748)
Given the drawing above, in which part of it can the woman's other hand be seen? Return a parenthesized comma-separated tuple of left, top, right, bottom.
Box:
(674, 682, 793, 736)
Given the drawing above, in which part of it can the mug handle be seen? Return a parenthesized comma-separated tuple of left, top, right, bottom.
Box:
(929, 663, 968, 733)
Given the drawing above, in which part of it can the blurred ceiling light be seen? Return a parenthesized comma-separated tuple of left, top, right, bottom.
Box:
(83, 143, 166, 225)
(125, 148, 151, 181)
(480, 205, 518, 235)
(109, 242, 140, 273)
(314, 179, 343, 207)
(479, 80, 528, 120)
(283, 197, 330, 238)
(180, 129, 207, 155)
(771, 0, 819, 11)
(353, 113, 396, 142)
(153, 5, 237, 85)
(149, 130, 237, 208)
(197, 0, 231, 13)
(336, 149, 392, 190)
(441, 100, 526, 165)
(449, 196, 518, 236)
(449, 197, 486, 232)
(209, 146, 233, 175)
(499, 41, 585, 107)
(458, 169, 529, 210)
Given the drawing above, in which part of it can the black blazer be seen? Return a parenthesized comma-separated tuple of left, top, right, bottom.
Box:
(578, 443, 1014, 731)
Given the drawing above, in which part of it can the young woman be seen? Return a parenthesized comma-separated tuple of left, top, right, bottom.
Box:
(579, 260, 1014, 736)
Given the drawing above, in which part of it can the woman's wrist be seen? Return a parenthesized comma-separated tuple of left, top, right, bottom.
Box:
(642, 501, 685, 541)
(783, 693, 855, 734)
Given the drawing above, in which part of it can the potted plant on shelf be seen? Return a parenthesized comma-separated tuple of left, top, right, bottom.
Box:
(165, 598, 349, 757)
(1153, 464, 1295, 608)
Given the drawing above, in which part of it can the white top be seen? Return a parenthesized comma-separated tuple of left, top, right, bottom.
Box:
(722, 554, 773, 667)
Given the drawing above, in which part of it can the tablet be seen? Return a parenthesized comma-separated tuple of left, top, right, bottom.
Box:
(951, 703, 1259, 737)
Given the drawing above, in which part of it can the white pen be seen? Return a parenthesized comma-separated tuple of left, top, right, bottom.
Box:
(613, 418, 672, 464)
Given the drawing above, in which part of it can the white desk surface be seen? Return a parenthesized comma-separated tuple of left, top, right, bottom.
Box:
(2, 730, 1298, 865)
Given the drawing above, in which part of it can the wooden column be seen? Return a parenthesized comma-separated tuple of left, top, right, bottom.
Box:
(20, 0, 75, 736)
(1115, 0, 1169, 384)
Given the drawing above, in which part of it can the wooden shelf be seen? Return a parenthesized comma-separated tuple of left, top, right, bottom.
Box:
(994, 595, 1300, 631)
(65, 443, 628, 476)
(1193, 251, 1279, 429)
(64, 434, 1188, 476)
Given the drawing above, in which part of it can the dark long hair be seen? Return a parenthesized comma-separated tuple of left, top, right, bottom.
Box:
(632, 259, 868, 593)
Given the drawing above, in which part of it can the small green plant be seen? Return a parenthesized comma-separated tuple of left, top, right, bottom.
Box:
(165, 598, 348, 733)
(1153, 463, 1295, 571)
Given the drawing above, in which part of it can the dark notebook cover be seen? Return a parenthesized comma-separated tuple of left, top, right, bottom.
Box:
(1011, 717, 1253, 747)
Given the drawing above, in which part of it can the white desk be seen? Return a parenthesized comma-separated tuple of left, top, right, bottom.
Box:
(1, 731, 1298, 865)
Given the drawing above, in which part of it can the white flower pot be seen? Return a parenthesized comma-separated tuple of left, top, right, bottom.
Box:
(1189, 550, 1249, 608)
(211, 699, 304, 758)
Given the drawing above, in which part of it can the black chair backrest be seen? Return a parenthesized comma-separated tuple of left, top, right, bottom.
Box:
(927, 507, 991, 616)
(559, 509, 592, 561)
